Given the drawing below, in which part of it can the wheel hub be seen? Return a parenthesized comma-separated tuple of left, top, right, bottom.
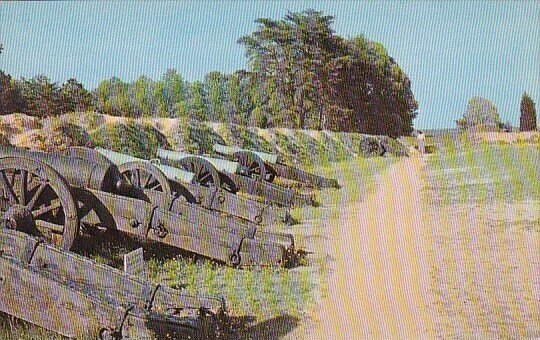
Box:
(3, 204, 34, 230)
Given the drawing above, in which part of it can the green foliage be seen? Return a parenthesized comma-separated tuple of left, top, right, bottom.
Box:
(188, 81, 208, 121)
(0, 132, 10, 146)
(169, 118, 225, 154)
(520, 92, 537, 131)
(0, 70, 26, 115)
(456, 97, 502, 131)
(239, 10, 417, 136)
(43, 121, 91, 151)
(59, 78, 92, 113)
(90, 121, 169, 159)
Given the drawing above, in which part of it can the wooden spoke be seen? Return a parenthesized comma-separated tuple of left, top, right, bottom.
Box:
(0, 170, 17, 204)
(143, 173, 153, 188)
(26, 181, 48, 211)
(17, 169, 28, 206)
(32, 199, 62, 218)
(149, 181, 162, 191)
(35, 220, 64, 233)
(118, 161, 172, 197)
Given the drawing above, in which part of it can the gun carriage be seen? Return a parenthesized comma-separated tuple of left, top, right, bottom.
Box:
(87, 147, 289, 226)
(0, 228, 226, 339)
(0, 146, 294, 267)
(213, 144, 341, 189)
(157, 148, 316, 207)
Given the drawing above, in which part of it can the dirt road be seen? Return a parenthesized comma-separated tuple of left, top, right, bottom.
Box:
(291, 157, 435, 338)
(292, 155, 539, 339)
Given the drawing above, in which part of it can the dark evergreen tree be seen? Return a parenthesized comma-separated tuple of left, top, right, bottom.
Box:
(520, 92, 537, 131)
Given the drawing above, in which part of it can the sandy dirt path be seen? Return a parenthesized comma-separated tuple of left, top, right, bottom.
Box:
(295, 156, 437, 338)
(290, 154, 539, 339)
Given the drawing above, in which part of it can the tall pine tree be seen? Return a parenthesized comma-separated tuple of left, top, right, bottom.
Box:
(520, 93, 537, 131)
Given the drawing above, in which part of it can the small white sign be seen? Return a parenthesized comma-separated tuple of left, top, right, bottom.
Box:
(124, 248, 147, 279)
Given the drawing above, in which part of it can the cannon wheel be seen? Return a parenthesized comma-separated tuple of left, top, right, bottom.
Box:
(233, 151, 276, 182)
(174, 156, 223, 189)
(62, 146, 114, 166)
(118, 161, 172, 195)
(0, 157, 79, 250)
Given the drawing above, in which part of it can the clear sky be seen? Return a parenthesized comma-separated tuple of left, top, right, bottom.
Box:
(1, 1, 538, 129)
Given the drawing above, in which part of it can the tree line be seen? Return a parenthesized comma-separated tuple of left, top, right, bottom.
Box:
(1, 10, 419, 137)
(456, 94, 537, 132)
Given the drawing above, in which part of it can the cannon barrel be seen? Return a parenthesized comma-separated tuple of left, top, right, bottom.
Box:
(0, 146, 124, 192)
(213, 143, 278, 164)
(157, 148, 240, 174)
(95, 147, 196, 184)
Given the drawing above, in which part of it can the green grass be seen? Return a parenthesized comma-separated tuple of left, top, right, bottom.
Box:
(426, 142, 540, 205)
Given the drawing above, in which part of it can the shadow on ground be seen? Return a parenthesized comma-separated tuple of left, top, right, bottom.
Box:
(226, 314, 299, 340)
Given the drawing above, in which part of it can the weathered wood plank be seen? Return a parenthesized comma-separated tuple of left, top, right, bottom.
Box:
(0, 229, 225, 338)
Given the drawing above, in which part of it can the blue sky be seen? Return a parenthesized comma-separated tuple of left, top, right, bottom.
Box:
(1, 1, 538, 129)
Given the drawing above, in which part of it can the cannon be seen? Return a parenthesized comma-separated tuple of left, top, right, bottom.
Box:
(157, 148, 315, 207)
(0, 228, 226, 338)
(87, 147, 290, 225)
(213, 144, 341, 189)
(0, 146, 294, 267)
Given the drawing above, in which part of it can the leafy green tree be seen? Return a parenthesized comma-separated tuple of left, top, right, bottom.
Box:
(239, 10, 342, 129)
(60, 78, 92, 113)
(204, 71, 228, 122)
(239, 10, 417, 135)
(188, 81, 208, 121)
(131, 75, 154, 117)
(0, 71, 26, 115)
(162, 69, 187, 117)
(331, 36, 417, 136)
(520, 92, 537, 131)
(456, 97, 502, 131)
(20, 75, 62, 117)
(227, 71, 255, 125)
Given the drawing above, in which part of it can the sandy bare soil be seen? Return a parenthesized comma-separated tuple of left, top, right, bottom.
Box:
(291, 156, 539, 339)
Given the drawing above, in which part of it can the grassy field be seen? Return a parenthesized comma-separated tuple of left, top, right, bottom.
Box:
(423, 141, 539, 337)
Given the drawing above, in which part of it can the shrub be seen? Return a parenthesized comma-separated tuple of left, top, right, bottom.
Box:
(0, 113, 42, 136)
(378, 136, 409, 157)
(0, 133, 10, 146)
(43, 121, 91, 151)
(358, 136, 383, 157)
(228, 125, 275, 153)
(68, 111, 106, 130)
(15, 130, 46, 151)
(169, 118, 225, 154)
(91, 121, 169, 159)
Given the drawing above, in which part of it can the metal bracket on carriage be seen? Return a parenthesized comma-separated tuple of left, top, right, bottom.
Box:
(99, 305, 134, 340)
(227, 222, 257, 267)
(145, 205, 168, 239)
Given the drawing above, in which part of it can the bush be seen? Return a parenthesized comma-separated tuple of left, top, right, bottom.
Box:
(169, 118, 225, 154)
(43, 121, 91, 151)
(68, 111, 106, 130)
(0, 133, 10, 146)
(378, 136, 409, 157)
(358, 136, 383, 157)
(15, 130, 46, 150)
(227, 125, 275, 153)
(91, 121, 169, 159)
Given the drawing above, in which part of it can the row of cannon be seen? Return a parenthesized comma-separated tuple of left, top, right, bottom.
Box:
(0, 144, 339, 338)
